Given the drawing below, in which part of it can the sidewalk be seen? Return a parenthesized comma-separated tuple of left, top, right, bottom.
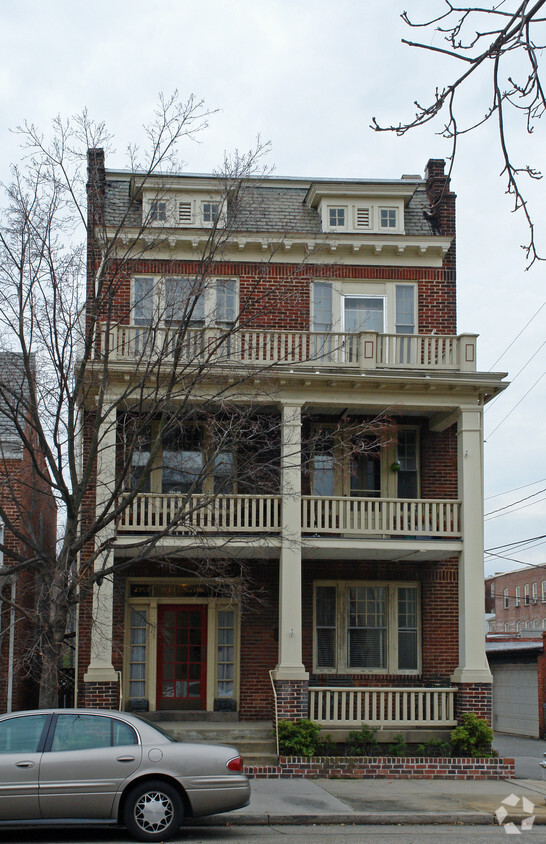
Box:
(197, 776, 546, 827)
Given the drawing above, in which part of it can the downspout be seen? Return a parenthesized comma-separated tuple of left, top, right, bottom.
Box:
(7, 577, 16, 713)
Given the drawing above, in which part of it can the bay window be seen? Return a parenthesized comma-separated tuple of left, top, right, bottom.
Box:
(314, 581, 420, 674)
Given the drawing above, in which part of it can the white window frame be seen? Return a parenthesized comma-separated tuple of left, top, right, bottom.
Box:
(313, 580, 421, 675)
(326, 206, 347, 229)
(524, 584, 530, 606)
(342, 294, 386, 334)
(132, 276, 239, 328)
(532, 582, 538, 604)
(311, 281, 417, 337)
(542, 581, 546, 603)
(503, 588, 509, 609)
(515, 586, 521, 608)
(379, 207, 398, 230)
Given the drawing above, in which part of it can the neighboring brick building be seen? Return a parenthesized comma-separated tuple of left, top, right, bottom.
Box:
(485, 565, 546, 634)
(78, 151, 507, 735)
(0, 355, 57, 711)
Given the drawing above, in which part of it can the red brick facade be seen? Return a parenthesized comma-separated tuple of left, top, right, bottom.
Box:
(485, 565, 546, 633)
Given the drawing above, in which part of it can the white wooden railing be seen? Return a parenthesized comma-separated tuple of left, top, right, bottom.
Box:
(118, 493, 281, 533)
(309, 687, 457, 728)
(117, 493, 461, 538)
(302, 497, 461, 537)
(100, 325, 477, 372)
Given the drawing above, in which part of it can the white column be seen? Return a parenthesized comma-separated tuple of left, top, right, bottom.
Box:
(84, 401, 118, 684)
(451, 407, 492, 684)
(272, 401, 308, 681)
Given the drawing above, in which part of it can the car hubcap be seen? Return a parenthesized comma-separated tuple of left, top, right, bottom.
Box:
(134, 790, 174, 832)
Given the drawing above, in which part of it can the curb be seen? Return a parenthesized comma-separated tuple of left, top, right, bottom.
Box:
(187, 812, 502, 826)
(191, 811, 534, 826)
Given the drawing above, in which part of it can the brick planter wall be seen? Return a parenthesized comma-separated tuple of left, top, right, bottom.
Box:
(245, 755, 515, 780)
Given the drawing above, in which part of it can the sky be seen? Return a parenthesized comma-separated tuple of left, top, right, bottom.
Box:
(0, 0, 544, 577)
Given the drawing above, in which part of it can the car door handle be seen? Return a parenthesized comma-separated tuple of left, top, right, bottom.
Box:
(16, 761, 35, 768)
(117, 756, 136, 762)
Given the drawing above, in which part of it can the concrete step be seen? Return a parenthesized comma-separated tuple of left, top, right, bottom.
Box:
(150, 719, 277, 761)
(143, 710, 239, 723)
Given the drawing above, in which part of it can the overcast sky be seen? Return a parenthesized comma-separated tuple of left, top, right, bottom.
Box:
(0, 0, 544, 577)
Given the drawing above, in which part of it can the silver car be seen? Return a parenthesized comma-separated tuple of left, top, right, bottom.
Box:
(0, 708, 250, 841)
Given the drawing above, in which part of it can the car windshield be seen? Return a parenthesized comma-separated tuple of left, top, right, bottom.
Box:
(133, 715, 177, 743)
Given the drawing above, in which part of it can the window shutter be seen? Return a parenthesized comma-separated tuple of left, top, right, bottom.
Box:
(178, 202, 192, 224)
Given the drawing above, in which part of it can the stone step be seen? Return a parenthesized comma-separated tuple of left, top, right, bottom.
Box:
(152, 720, 273, 743)
(143, 710, 239, 723)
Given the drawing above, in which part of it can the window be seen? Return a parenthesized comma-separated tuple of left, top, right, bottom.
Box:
(202, 201, 220, 224)
(0, 714, 48, 753)
(132, 277, 238, 329)
(133, 277, 154, 326)
(395, 285, 415, 335)
(165, 277, 205, 325)
(344, 296, 384, 333)
(543, 618, 546, 630)
(328, 207, 346, 227)
(504, 623, 510, 632)
(149, 201, 167, 223)
(516, 620, 522, 632)
(51, 714, 137, 751)
(350, 437, 381, 498)
(524, 584, 530, 606)
(490, 583, 495, 598)
(162, 427, 204, 494)
(542, 581, 546, 603)
(312, 433, 335, 497)
(532, 582, 538, 604)
(397, 429, 418, 499)
(503, 588, 509, 609)
(515, 586, 521, 607)
(380, 208, 397, 228)
(314, 582, 419, 673)
(216, 610, 235, 699)
(128, 609, 147, 700)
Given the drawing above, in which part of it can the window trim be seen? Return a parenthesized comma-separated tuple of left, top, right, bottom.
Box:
(326, 205, 347, 229)
(132, 276, 239, 328)
(524, 584, 530, 606)
(313, 580, 421, 675)
(515, 586, 521, 608)
(503, 587, 509, 609)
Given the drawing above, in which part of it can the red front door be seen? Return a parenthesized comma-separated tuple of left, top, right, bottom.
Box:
(157, 605, 207, 710)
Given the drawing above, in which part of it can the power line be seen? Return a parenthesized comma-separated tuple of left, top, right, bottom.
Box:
(489, 299, 546, 370)
(485, 338, 546, 413)
(486, 371, 545, 438)
(485, 487, 546, 517)
(485, 534, 546, 551)
(485, 550, 545, 568)
(485, 478, 546, 500)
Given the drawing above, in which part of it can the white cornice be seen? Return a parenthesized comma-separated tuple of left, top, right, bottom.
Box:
(305, 182, 419, 207)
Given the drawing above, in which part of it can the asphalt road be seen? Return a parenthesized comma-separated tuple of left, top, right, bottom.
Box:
(493, 732, 546, 779)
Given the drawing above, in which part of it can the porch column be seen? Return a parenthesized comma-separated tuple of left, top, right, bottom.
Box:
(83, 401, 119, 695)
(273, 401, 308, 685)
(451, 407, 492, 686)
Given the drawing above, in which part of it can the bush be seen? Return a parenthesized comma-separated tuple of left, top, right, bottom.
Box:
(416, 738, 451, 758)
(450, 713, 495, 758)
(387, 733, 408, 756)
(277, 719, 332, 757)
(345, 723, 379, 756)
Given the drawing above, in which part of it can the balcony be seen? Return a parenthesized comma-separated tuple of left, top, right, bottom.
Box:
(117, 493, 461, 539)
(101, 325, 477, 373)
(308, 686, 457, 729)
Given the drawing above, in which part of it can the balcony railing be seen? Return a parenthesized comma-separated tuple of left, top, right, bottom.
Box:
(302, 497, 461, 537)
(100, 325, 477, 372)
(118, 493, 281, 533)
(117, 493, 461, 538)
(309, 686, 457, 728)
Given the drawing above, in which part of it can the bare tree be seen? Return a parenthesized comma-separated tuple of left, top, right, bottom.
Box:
(0, 94, 395, 707)
(372, 1, 546, 265)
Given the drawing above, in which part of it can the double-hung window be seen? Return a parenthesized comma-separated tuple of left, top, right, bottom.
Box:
(314, 582, 419, 674)
(503, 588, 509, 609)
(396, 429, 418, 499)
(524, 584, 530, 606)
(515, 586, 521, 607)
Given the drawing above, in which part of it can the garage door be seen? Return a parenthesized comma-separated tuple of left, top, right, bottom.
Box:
(491, 663, 539, 737)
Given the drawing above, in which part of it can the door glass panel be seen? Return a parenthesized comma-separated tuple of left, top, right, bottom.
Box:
(351, 438, 380, 497)
(0, 715, 47, 753)
(397, 430, 418, 499)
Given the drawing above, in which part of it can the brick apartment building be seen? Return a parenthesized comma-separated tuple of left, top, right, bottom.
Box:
(485, 565, 546, 634)
(77, 151, 507, 737)
(0, 355, 57, 711)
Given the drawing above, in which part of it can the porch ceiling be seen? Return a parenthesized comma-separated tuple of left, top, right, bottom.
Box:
(113, 534, 460, 562)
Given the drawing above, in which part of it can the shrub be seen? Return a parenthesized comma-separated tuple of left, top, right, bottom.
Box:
(345, 723, 379, 756)
(387, 733, 408, 756)
(416, 738, 451, 757)
(450, 713, 495, 758)
(277, 719, 329, 757)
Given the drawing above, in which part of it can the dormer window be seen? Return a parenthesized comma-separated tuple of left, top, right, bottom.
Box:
(149, 201, 167, 223)
(380, 208, 397, 229)
(328, 207, 346, 228)
(202, 202, 220, 225)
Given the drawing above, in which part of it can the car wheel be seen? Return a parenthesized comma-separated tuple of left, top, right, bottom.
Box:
(123, 779, 184, 842)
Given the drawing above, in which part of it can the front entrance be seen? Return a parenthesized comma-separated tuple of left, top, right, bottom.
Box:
(157, 605, 207, 710)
